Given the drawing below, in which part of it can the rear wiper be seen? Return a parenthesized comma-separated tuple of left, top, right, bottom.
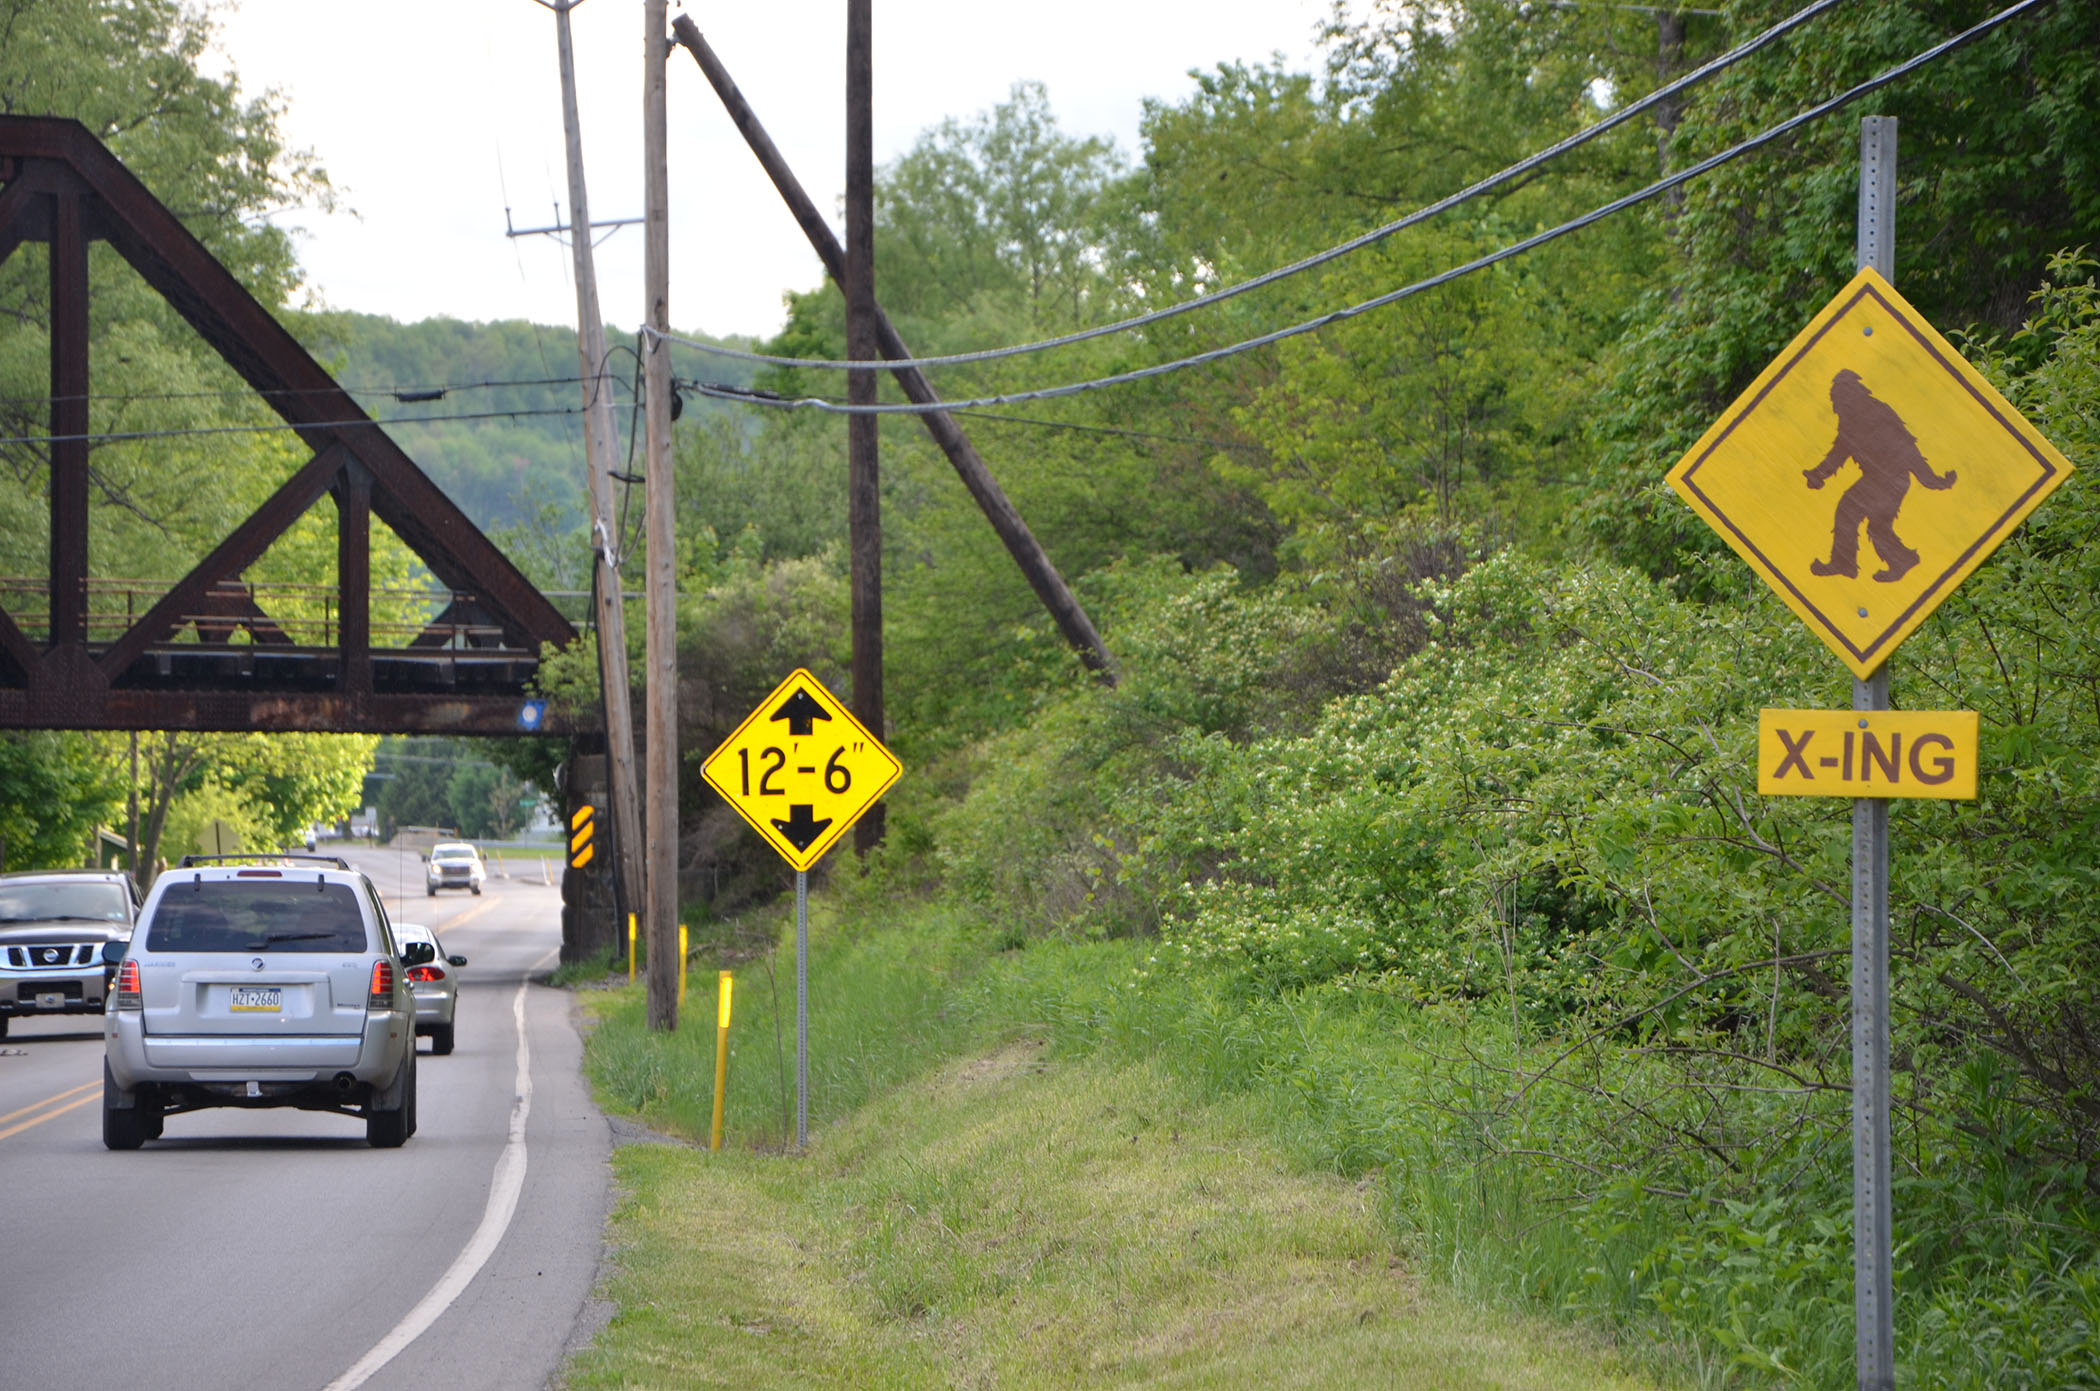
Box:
(252, 931, 338, 946)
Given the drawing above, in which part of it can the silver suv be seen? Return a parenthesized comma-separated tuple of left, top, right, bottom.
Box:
(103, 857, 427, 1149)
(0, 870, 141, 1036)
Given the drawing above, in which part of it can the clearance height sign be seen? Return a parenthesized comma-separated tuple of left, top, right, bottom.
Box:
(701, 668, 901, 871)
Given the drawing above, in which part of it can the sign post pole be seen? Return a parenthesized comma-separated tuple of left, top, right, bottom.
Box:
(795, 867, 809, 1151)
(1852, 114, 1897, 1391)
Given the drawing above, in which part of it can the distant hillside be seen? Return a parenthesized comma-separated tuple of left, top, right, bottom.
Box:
(292, 310, 762, 542)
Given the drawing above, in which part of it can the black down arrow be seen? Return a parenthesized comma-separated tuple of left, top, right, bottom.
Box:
(771, 687, 832, 737)
(771, 804, 833, 852)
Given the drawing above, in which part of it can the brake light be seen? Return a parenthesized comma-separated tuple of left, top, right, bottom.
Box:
(114, 959, 142, 1010)
(368, 959, 394, 1008)
(405, 965, 446, 983)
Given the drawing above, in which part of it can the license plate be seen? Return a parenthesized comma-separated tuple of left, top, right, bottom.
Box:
(230, 986, 282, 1013)
(34, 992, 64, 1010)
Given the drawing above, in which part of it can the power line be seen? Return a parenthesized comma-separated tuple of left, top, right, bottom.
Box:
(0, 372, 632, 412)
(674, 0, 2050, 419)
(0, 404, 590, 448)
(683, 379, 1262, 453)
(649, 0, 1848, 374)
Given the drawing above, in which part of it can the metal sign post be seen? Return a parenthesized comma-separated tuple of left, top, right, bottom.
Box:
(796, 868, 810, 1150)
(1851, 115, 1897, 1391)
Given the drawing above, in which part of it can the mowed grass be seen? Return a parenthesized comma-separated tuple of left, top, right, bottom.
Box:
(562, 1037, 1671, 1390)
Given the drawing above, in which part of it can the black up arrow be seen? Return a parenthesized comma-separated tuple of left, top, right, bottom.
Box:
(771, 804, 833, 852)
(771, 687, 832, 737)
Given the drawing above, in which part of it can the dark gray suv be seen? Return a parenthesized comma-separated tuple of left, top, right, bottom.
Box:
(0, 870, 141, 1036)
(103, 858, 427, 1149)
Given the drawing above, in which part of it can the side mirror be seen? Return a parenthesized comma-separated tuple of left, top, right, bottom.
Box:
(400, 941, 437, 967)
(101, 939, 129, 964)
(447, 954, 468, 967)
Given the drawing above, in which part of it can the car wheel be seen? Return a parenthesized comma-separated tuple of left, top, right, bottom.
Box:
(471, 883, 482, 895)
(426, 885, 437, 897)
(431, 1023, 455, 1056)
(367, 1049, 414, 1148)
(102, 1059, 148, 1151)
(0, 1014, 9, 1038)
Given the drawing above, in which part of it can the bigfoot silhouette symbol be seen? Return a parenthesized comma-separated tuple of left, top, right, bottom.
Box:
(1804, 368, 1956, 582)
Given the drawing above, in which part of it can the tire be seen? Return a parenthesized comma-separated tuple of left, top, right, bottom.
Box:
(426, 885, 437, 897)
(430, 1023, 455, 1056)
(367, 1049, 414, 1148)
(0, 1014, 10, 1038)
(102, 1059, 148, 1150)
(470, 883, 481, 895)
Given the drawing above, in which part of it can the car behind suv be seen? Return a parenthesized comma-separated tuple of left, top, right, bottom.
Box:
(424, 841, 485, 896)
(103, 857, 426, 1149)
(0, 870, 140, 1037)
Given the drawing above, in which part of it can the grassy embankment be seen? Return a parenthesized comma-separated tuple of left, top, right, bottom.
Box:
(557, 900, 1682, 1390)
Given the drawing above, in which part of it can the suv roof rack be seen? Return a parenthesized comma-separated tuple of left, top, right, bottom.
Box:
(176, 853, 353, 870)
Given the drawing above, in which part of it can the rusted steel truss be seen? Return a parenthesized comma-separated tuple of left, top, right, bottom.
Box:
(0, 117, 580, 736)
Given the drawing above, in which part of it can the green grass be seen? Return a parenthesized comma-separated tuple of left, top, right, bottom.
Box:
(561, 1039, 1670, 1390)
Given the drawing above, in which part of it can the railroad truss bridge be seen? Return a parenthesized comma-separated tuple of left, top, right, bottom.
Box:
(0, 116, 580, 737)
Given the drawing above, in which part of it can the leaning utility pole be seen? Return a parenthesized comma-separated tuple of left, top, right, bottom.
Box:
(543, 0, 644, 948)
(844, 0, 883, 851)
(670, 16, 1117, 685)
(641, 0, 679, 1031)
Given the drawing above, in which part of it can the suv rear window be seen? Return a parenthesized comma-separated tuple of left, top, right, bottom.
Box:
(143, 882, 369, 954)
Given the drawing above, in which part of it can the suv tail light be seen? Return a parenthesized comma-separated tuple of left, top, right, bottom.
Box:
(114, 959, 142, 1010)
(405, 965, 446, 983)
(368, 959, 394, 1009)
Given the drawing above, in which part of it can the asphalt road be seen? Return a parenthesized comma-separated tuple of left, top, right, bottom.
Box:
(0, 845, 611, 1391)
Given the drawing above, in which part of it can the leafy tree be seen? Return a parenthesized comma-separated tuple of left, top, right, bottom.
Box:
(0, 731, 121, 869)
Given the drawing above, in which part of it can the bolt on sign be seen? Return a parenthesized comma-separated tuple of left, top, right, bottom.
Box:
(1667, 267, 2073, 679)
(1759, 709, 1978, 800)
(701, 668, 902, 871)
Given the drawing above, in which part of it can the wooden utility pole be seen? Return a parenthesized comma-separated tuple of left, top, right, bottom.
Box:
(669, 16, 1117, 685)
(546, 0, 645, 946)
(642, 0, 679, 1031)
(845, 0, 884, 851)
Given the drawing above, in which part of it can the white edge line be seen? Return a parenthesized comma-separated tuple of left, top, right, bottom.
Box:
(324, 945, 560, 1391)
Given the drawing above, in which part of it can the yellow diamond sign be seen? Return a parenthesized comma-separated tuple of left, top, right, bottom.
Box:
(700, 668, 901, 871)
(1667, 267, 2073, 678)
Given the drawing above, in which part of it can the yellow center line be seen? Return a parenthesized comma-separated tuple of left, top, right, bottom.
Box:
(0, 1079, 98, 1128)
(0, 1087, 98, 1141)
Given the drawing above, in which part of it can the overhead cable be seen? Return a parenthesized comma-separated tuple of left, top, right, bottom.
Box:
(0, 371, 630, 411)
(676, 0, 2051, 419)
(650, 0, 1848, 374)
(0, 405, 588, 448)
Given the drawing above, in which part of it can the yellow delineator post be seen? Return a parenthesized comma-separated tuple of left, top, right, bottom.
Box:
(626, 913, 636, 985)
(677, 924, 688, 1007)
(711, 971, 733, 1153)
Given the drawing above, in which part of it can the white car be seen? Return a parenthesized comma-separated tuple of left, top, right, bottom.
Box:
(424, 842, 485, 897)
(392, 921, 466, 1055)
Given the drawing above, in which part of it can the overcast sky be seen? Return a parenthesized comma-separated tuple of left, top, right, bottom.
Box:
(205, 1, 1334, 341)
